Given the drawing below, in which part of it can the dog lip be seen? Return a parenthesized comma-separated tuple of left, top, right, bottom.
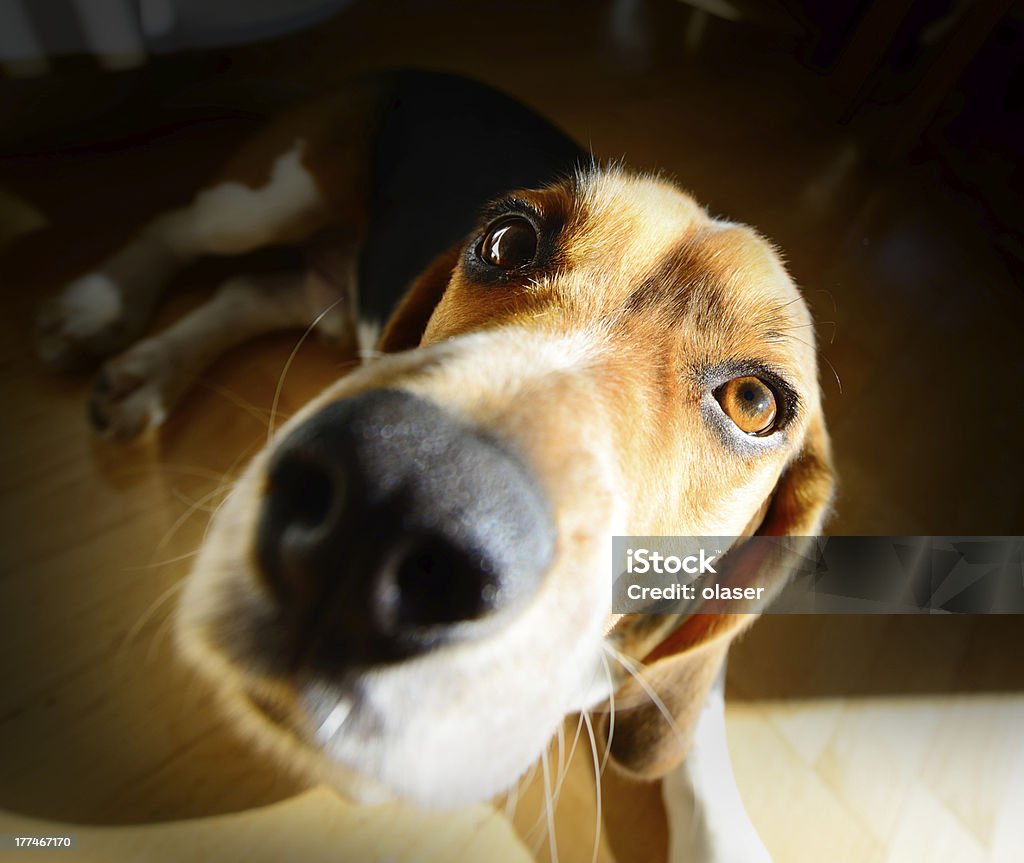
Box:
(238, 669, 379, 753)
(244, 688, 299, 730)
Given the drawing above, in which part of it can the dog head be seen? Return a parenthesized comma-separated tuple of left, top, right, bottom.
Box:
(176, 167, 834, 806)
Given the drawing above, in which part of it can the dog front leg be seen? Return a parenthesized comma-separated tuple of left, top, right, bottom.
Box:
(661, 660, 772, 863)
(36, 139, 331, 372)
(87, 269, 357, 439)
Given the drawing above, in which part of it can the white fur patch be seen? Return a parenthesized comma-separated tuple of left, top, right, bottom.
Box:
(61, 273, 122, 337)
(356, 318, 382, 361)
(176, 139, 323, 255)
(663, 670, 773, 862)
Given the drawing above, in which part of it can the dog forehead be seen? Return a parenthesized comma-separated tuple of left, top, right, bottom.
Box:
(561, 172, 804, 310)
(698, 221, 801, 303)
(557, 172, 813, 349)
(565, 169, 708, 267)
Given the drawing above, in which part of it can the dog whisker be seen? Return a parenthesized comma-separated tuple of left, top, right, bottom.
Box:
(502, 769, 521, 823)
(540, 745, 559, 863)
(551, 713, 586, 807)
(523, 682, 603, 848)
(524, 738, 560, 844)
(201, 484, 245, 546)
(583, 709, 603, 863)
(521, 758, 540, 798)
(809, 286, 840, 316)
(198, 380, 275, 425)
(145, 612, 178, 666)
(603, 645, 686, 748)
(820, 350, 843, 392)
(153, 463, 242, 482)
(169, 484, 232, 516)
(524, 737, 562, 848)
(549, 646, 613, 807)
(774, 318, 839, 346)
(154, 445, 257, 501)
(777, 330, 844, 395)
(120, 579, 186, 657)
(157, 485, 234, 555)
(555, 721, 566, 794)
(599, 652, 616, 775)
(154, 439, 259, 555)
(267, 297, 347, 444)
(122, 549, 200, 571)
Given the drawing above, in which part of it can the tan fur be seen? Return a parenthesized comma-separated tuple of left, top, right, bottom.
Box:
(175, 163, 834, 808)
(604, 412, 835, 779)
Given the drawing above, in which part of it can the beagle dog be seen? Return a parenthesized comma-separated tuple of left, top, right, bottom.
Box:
(36, 70, 834, 861)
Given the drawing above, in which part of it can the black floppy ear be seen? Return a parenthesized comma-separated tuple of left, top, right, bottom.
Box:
(377, 245, 461, 353)
(604, 411, 835, 779)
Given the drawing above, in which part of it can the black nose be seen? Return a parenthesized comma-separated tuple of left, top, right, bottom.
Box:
(256, 389, 555, 668)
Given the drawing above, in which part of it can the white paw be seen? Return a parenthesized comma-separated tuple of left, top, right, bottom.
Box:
(37, 273, 127, 370)
(88, 342, 173, 440)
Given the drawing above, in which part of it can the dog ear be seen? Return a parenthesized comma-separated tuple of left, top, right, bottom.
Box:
(604, 411, 835, 779)
(377, 245, 462, 353)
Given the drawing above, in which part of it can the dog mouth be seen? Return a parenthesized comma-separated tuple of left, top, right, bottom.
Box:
(242, 679, 345, 731)
(240, 674, 371, 755)
(245, 688, 302, 733)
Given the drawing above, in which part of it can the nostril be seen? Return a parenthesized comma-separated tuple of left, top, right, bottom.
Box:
(387, 536, 497, 628)
(258, 453, 340, 606)
(268, 455, 336, 533)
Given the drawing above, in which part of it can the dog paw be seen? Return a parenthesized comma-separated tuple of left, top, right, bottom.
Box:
(36, 273, 130, 371)
(88, 342, 174, 440)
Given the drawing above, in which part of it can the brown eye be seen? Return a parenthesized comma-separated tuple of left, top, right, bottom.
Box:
(478, 217, 538, 269)
(716, 377, 778, 435)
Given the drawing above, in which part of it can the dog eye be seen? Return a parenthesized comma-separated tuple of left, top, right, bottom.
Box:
(478, 217, 538, 269)
(715, 376, 778, 435)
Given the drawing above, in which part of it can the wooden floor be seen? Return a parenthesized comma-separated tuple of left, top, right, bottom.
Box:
(1, 2, 1022, 861)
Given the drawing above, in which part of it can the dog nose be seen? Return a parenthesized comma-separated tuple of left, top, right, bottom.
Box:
(256, 388, 555, 667)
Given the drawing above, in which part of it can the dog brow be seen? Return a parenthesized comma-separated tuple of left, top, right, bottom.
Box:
(622, 235, 802, 351)
(622, 237, 727, 326)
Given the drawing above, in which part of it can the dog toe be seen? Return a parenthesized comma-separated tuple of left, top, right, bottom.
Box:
(88, 347, 171, 440)
(36, 299, 93, 372)
(35, 274, 134, 372)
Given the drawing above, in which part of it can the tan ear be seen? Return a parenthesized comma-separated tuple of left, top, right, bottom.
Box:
(604, 411, 835, 779)
(377, 245, 461, 353)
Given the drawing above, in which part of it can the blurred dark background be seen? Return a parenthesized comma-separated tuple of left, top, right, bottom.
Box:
(2, 0, 1022, 276)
